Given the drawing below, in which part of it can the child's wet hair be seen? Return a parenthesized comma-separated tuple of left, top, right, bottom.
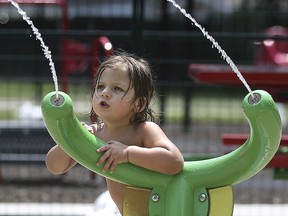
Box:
(90, 50, 159, 126)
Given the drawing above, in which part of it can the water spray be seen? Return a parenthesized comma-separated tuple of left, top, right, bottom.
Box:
(8, 0, 59, 98)
(167, 0, 255, 99)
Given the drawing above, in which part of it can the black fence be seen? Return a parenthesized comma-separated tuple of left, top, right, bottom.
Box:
(1, 0, 288, 80)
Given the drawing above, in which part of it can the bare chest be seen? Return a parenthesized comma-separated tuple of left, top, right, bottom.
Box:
(96, 128, 143, 147)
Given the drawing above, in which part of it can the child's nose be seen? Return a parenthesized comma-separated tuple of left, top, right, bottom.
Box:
(101, 89, 110, 98)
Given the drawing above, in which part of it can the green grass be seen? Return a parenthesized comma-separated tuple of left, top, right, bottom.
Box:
(0, 110, 16, 120)
(0, 81, 56, 100)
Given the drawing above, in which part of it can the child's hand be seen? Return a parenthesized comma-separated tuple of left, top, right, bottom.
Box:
(96, 141, 129, 174)
(81, 122, 94, 134)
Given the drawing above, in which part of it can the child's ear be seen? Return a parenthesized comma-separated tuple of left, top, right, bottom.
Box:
(133, 98, 147, 113)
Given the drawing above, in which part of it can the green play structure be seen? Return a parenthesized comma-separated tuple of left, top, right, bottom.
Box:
(41, 90, 281, 216)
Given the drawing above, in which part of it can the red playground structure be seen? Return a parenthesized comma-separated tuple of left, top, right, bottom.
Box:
(0, 0, 113, 92)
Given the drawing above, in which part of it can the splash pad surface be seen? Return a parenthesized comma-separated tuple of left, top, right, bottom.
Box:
(0, 203, 287, 216)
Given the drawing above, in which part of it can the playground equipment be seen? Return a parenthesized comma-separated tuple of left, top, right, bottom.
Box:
(42, 89, 281, 216)
(0, 0, 113, 92)
(187, 26, 288, 179)
(256, 25, 288, 66)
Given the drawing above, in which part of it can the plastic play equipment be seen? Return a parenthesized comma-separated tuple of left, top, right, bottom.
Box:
(42, 90, 281, 216)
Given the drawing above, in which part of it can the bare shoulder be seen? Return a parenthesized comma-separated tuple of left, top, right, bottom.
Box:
(138, 121, 164, 134)
(137, 121, 171, 147)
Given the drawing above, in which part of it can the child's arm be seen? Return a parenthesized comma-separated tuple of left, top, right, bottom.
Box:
(97, 122, 184, 175)
(45, 122, 98, 174)
(127, 126, 184, 175)
(45, 145, 76, 175)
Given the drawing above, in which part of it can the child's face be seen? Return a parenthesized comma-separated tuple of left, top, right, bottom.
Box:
(92, 66, 138, 124)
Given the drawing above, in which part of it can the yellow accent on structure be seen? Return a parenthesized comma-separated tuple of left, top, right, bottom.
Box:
(123, 186, 152, 216)
(208, 185, 234, 216)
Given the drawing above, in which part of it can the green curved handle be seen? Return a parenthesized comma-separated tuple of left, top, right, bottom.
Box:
(183, 89, 282, 188)
(41, 90, 281, 216)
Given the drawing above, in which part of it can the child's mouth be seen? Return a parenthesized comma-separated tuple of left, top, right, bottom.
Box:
(100, 101, 109, 108)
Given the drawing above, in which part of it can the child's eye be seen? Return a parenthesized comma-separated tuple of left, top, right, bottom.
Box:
(96, 85, 105, 92)
(114, 86, 124, 92)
